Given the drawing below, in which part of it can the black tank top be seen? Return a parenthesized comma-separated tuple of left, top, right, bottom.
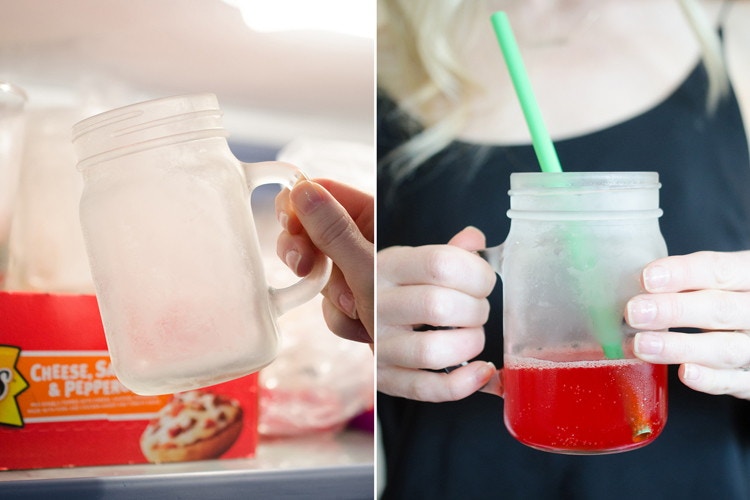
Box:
(378, 59, 750, 499)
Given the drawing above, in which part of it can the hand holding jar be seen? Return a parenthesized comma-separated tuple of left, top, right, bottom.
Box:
(627, 251, 750, 400)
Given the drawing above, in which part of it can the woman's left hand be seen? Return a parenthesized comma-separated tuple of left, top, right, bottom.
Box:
(625, 250, 750, 400)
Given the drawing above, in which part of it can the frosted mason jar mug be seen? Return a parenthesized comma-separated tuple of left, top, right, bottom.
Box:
(482, 172, 669, 454)
(72, 94, 330, 395)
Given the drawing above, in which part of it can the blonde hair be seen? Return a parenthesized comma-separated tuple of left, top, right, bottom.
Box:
(378, 0, 731, 181)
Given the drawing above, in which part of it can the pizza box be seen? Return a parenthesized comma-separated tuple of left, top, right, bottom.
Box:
(0, 291, 259, 470)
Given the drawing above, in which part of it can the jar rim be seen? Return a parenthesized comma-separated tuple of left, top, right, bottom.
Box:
(72, 93, 226, 170)
(72, 93, 219, 141)
(509, 171, 660, 191)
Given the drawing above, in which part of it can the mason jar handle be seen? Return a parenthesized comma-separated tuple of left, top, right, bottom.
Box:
(240, 160, 332, 316)
(476, 242, 505, 276)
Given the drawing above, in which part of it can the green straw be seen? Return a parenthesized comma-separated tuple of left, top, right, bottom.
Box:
(490, 11, 623, 359)
(490, 12, 562, 173)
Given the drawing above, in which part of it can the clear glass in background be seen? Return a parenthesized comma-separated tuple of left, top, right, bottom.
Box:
(0, 82, 27, 289)
(5, 107, 95, 293)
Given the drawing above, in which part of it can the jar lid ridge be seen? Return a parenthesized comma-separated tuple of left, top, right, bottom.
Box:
(72, 93, 226, 169)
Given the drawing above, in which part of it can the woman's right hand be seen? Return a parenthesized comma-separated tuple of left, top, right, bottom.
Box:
(377, 226, 500, 402)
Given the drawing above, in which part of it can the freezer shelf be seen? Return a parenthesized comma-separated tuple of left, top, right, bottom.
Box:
(0, 430, 374, 499)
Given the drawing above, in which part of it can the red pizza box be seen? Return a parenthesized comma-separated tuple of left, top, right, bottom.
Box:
(0, 291, 258, 470)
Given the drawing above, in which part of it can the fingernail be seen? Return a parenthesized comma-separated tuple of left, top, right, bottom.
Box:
(284, 249, 301, 274)
(682, 363, 700, 381)
(278, 210, 289, 230)
(339, 290, 359, 320)
(643, 265, 670, 291)
(293, 181, 324, 215)
(478, 362, 496, 383)
(627, 298, 658, 327)
(634, 332, 663, 355)
(443, 361, 468, 374)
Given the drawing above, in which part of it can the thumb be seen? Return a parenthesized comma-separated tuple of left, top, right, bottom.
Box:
(289, 180, 371, 280)
(447, 226, 487, 251)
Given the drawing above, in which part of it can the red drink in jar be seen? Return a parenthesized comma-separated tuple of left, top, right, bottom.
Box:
(503, 347, 668, 454)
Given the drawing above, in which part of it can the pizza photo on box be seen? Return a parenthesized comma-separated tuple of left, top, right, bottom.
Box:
(140, 390, 244, 463)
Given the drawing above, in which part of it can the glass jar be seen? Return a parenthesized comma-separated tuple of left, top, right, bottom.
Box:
(72, 94, 329, 395)
(485, 172, 668, 454)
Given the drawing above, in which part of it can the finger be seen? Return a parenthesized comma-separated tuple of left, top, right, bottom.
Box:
(626, 290, 750, 331)
(678, 363, 750, 400)
(377, 326, 486, 370)
(642, 250, 750, 293)
(447, 226, 487, 251)
(377, 361, 496, 402)
(276, 230, 319, 276)
(289, 180, 373, 286)
(321, 265, 358, 320)
(378, 284, 491, 328)
(634, 330, 750, 369)
(314, 179, 374, 241)
(378, 245, 496, 298)
(274, 186, 303, 235)
(321, 297, 372, 343)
